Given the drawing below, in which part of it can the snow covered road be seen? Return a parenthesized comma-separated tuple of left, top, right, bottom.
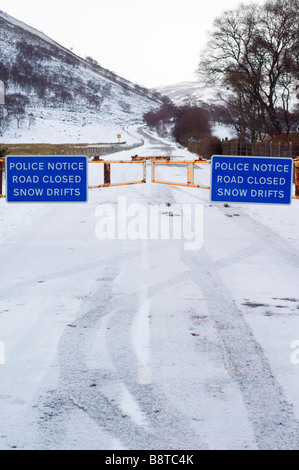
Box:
(1, 127, 299, 450)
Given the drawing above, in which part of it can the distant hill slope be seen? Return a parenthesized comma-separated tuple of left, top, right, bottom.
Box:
(154, 81, 229, 107)
(0, 10, 162, 143)
(154, 81, 237, 140)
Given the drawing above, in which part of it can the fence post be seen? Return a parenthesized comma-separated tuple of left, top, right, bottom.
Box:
(0, 159, 3, 196)
(187, 163, 194, 185)
(151, 161, 155, 183)
(104, 163, 111, 185)
(295, 158, 299, 197)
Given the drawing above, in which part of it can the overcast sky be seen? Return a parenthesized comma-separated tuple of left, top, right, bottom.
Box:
(1, 0, 266, 88)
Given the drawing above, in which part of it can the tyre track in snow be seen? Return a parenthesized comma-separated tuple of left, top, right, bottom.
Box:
(106, 134, 299, 449)
(33, 174, 299, 450)
(135, 127, 174, 155)
(165, 154, 299, 449)
(33, 174, 205, 449)
(79, 182, 205, 449)
(100, 191, 209, 451)
(6, 127, 298, 449)
(215, 205, 299, 270)
(35, 246, 204, 450)
(180, 204, 299, 449)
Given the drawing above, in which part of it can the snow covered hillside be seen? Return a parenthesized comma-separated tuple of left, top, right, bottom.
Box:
(154, 81, 237, 140)
(0, 11, 162, 143)
(0, 126, 299, 450)
(154, 81, 227, 107)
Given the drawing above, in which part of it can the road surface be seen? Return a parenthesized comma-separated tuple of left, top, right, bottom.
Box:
(1, 127, 299, 450)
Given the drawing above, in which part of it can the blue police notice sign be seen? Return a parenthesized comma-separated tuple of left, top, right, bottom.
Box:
(211, 155, 293, 205)
(6, 155, 88, 203)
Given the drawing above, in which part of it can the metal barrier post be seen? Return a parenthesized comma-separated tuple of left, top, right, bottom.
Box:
(187, 163, 194, 186)
(104, 162, 111, 185)
(151, 160, 155, 183)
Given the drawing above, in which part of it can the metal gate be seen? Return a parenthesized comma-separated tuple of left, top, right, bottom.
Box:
(150, 159, 210, 189)
(88, 159, 147, 188)
(1, 155, 299, 198)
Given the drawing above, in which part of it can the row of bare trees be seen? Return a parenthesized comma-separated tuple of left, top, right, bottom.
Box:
(198, 0, 299, 141)
(143, 98, 212, 146)
(0, 93, 36, 137)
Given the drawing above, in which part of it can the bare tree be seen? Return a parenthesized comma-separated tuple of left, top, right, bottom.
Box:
(198, 0, 299, 139)
(6, 93, 30, 128)
(173, 107, 211, 146)
(0, 107, 10, 137)
(0, 146, 9, 158)
(28, 112, 36, 130)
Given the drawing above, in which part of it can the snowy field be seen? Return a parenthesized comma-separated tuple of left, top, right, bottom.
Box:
(2, 109, 145, 145)
(1, 126, 299, 450)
